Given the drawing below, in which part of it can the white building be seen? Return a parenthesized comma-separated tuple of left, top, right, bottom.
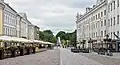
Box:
(76, 0, 120, 49)
(28, 22, 35, 40)
(19, 13, 29, 39)
(1, 1, 17, 37)
(16, 14, 22, 38)
(0, 0, 40, 40)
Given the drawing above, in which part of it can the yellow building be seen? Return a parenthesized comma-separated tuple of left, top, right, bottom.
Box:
(0, 3, 4, 36)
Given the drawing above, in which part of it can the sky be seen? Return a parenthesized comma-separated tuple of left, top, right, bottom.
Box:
(5, 0, 96, 35)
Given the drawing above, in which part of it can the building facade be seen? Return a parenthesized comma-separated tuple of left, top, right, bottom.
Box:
(0, 2, 4, 36)
(34, 25, 39, 40)
(19, 13, 29, 39)
(1, 1, 17, 37)
(76, 0, 120, 49)
(0, 0, 40, 41)
(28, 22, 34, 40)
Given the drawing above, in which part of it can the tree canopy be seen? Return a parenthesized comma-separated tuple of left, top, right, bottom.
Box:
(39, 30, 57, 43)
(39, 29, 76, 47)
(56, 30, 76, 47)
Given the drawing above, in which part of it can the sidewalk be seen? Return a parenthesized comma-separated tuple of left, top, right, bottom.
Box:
(88, 52, 120, 59)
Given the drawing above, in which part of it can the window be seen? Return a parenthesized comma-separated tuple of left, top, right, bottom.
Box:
(101, 21, 103, 27)
(101, 12, 103, 17)
(101, 31, 103, 37)
(111, 3, 112, 11)
(117, 0, 119, 7)
(94, 33, 95, 38)
(108, 19, 110, 27)
(96, 15, 97, 20)
(111, 18, 112, 26)
(94, 16, 95, 20)
(104, 10, 106, 15)
(104, 20, 106, 26)
(104, 30, 106, 36)
(96, 32, 97, 37)
(117, 31, 119, 36)
(114, 1, 115, 9)
(114, 17, 115, 25)
(96, 22, 97, 28)
(113, 32, 115, 39)
(98, 13, 100, 18)
(108, 5, 110, 13)
(117, 15, 119, 24)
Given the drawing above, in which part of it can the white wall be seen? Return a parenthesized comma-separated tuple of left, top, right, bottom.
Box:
(3, 4, 17, 37)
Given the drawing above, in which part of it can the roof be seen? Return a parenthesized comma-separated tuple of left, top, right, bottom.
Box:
(5, 3, 17, 13)
(19, 13, 28, 20)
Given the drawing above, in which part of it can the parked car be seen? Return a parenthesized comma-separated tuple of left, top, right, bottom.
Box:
(71, 47, 80, 53)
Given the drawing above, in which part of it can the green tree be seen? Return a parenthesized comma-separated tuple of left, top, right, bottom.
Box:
(56, 31, 67, 40)
(39, 31, 44, 40)
(43, 30, 53, 35)
(39, 30, 57, 44)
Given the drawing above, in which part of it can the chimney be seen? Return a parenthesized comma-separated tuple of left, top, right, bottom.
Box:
(86, 7, 91, 13)
(93, 5, 96, 8)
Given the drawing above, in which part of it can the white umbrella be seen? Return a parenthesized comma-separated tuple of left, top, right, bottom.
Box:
(0, 36, 12, 42)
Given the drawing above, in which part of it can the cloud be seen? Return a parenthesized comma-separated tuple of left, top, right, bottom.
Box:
(5, 0, 96, 34)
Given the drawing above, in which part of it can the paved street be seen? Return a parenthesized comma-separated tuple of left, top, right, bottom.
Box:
(79, 52, 120, 65)
(1, 48, 120, 65)
(0, 49, 60, 65)
(60, 48, 102, 65)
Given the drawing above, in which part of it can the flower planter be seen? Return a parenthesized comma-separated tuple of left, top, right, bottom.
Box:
(18, 46, 24, 56)
(25, 47, 31, 55)
(32, 47, 36, 54)
(11, 50, 16, 57)
(9, 47, 18, 57)
(0, 49, 4, 59)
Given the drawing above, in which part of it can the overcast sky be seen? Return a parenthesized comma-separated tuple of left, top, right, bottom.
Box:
(5, 0, 96, 35)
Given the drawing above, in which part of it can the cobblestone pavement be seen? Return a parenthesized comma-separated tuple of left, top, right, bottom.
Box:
(60, 48, 102, 65)
(0, 49, 60, 65)
(79, 53, 120, 65)
(1, 48, 118, 65)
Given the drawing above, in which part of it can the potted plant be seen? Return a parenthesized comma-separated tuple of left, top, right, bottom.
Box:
(0, 47, 5, 59)
(18, 45, 25, 56)
(9, 46, 18, 57)
(32, 45, 36, 54)
(25, 46, 31, 55)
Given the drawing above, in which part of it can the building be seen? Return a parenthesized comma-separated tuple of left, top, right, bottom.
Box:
(0, 2, 4, 36)
(0, 0, 40, 41)
(28, 22, 34, 40)
(16, 14, 22, 38)
(19, 13, 29, 39)
(34, 25, 39, 40)
(18, 13, 39, 40)
(76, 0, 120, 50)
(0, 0, 18, 37)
